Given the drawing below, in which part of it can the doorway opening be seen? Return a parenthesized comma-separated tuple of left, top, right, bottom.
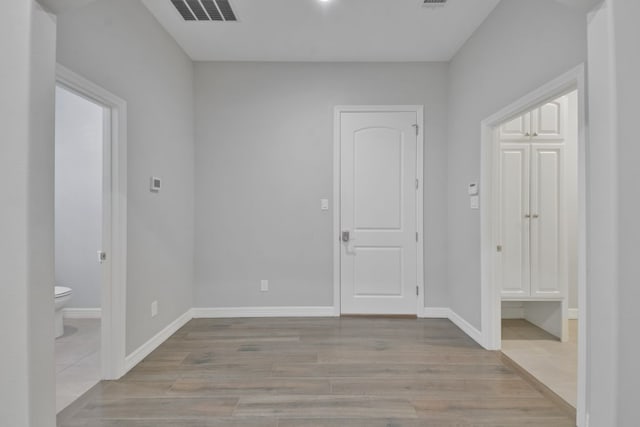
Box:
(54, 84, 106, 412)
(496, 90, 579, 416)
(54, 65, 128, 413)
(480, 65, 587, 426)
(333, 106, 424, 316)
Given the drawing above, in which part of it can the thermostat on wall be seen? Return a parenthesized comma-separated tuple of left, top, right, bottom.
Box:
(150, 176, 161, 193)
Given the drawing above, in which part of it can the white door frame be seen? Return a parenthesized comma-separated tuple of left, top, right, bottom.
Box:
(480, 64, 587, 423)
(333, 105, 425, 317)
(56, 64, 128, 380)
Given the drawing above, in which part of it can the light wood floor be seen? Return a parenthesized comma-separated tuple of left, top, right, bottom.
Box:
(57, 317, 575, 426)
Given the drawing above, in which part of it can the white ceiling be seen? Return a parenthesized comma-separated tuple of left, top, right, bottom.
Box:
(140, 0, 501, 62)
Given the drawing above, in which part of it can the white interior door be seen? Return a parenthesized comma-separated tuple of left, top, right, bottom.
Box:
(498, 143, 531, 298)
(339, 110, 418, 315)
(530, 143, 565, 297)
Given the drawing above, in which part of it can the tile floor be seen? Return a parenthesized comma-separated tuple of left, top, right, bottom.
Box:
(502, 319, 578, 407)
(56, 318, 101, 413)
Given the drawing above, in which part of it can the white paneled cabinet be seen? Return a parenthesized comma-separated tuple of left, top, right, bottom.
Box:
(497, 97, 568, 300)
(500, 96, 568, 141)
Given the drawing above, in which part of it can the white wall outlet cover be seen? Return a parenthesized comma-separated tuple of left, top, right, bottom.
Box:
(150, 176, 161, 192)
(151, 300, 158, 317)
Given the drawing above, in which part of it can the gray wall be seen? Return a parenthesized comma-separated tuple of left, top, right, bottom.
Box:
(0, 1, 57, 425)
(194, 62, 449, 309)
(446, 0, 589, 328)
(56, 0, 195, 354)
(55, 86, 103, 309)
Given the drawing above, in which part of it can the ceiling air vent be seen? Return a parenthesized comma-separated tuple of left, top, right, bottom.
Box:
(422, 0, 447, 7)
(170, 0, 237, 22)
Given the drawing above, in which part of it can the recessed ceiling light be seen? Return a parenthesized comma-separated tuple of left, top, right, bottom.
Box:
(318, 0, 332, 3)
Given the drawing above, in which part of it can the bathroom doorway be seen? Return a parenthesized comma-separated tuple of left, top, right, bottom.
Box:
(54, 65, 128, 413)
(54, 83, 105, 412)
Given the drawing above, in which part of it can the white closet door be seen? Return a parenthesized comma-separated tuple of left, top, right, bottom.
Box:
(499, 143, 531, 298)
(530, 144, 565, 297)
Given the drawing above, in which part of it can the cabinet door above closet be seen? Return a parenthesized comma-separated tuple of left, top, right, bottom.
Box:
(499, 95, 568, 142)
(531, 97, 568, 141)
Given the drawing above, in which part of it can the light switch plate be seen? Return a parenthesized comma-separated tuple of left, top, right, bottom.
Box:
(321, 199, 329, 211)
(470, 195, 480, 209)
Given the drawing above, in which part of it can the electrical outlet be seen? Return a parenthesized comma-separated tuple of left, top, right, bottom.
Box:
(260, 280, 269, 292)
(151, 300, 158, 317)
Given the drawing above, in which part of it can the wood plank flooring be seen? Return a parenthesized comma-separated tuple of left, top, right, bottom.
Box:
(57, 317, 575, 426)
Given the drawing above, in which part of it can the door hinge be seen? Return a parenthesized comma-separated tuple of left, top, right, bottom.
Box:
(415, 178, 419, 190)
(416, 286, 419, 296)
(416, 232, 419, 242)
(412, 124, 419, 136)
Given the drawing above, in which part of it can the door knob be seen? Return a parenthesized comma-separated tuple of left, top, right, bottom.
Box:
(341, 231, 350, 242)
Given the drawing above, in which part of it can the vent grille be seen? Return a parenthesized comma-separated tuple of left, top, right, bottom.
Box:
(170, 0, 238, 22)
(422, 0, 447, 6)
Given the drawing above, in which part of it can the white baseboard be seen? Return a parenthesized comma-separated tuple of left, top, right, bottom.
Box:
(448, 310, 483, 346)
(191, 306, 337, 318)
(421, 307, 450, 318)
(422, 307, 484, 347)
(63, 308, 102, 319)
(124, 310, 192, 372)
(568, 308, 579, 320)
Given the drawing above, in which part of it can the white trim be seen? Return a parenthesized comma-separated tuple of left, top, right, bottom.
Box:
(192, 306, 337, 318)
(421, 307, 450, 318)
(480, 64, 587, 424)
(448, 309, 484, 346)
(124, 310, 192, 373)
(63, 308, 102, 319)
(568, 308, 579, 320)
(56, 64, 128, 380)
(333, 105, 425, 317)
(422, 307, 484, 346)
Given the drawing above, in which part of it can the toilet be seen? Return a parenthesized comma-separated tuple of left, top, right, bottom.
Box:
(54, 286, 73, 338)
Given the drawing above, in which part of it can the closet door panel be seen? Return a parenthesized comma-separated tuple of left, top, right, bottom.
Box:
(499, 144, 531, 298)
(530, 144, 565, 297)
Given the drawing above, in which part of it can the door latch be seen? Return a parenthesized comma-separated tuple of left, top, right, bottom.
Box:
(98, 251, 107, 263)
(341, 231, 350, 242)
